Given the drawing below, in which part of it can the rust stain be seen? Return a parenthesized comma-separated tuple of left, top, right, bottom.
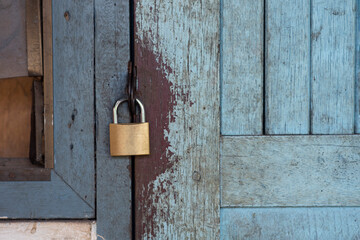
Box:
(135, 38, 179, 239)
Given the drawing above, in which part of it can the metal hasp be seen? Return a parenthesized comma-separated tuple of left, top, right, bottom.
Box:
(109, 98, 150, 156)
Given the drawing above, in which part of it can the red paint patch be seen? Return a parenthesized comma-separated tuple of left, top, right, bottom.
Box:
(134, 36, 178, 239)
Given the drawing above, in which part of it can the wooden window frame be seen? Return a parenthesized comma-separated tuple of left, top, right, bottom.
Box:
(0, 0, 95, 219)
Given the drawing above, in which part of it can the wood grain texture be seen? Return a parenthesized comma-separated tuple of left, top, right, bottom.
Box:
(0, 221, 96, 240)
(311, 0, 356, 134)
(221, 135, 360, 207)
(43, 0, 54, 168)
(135, 0, 220, 238)
(26, 0, 43, 76)
(0, 77, 33, 158)
(53, 0, 95, 208)
(356, 0, 360, 133)
(0, 0, 28, 78)
(95, 0, 131, 239)
(221, 0, 263, 135)
(0, 172, 93, 218)
(265, 0, 310, 134)
(221, 208, 360, 240)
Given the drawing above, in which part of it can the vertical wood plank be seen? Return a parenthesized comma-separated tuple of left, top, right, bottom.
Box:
(221, 208, 360, 240)
(311, 0, 356, 134)
(221, 0, 264, 135)
(95, 0, 131, 239)
(135, 0, 220, 239)
(265, 0, 310, 134)
(356, 0, 360, 133)
(53, 0, 95, 208)
(43, 0, 54, 168)
(0, 0, 28, 78)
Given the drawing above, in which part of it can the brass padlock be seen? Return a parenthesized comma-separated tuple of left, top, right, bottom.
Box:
(109, 99, 150, 156)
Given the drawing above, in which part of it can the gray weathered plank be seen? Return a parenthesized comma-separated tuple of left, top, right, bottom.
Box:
(221, 0, 263, 135)
(311, 0, 356, 134)
(53, 0, 95, 208)
(0, 0, 28, 78)
(221, 207, 360, 240)
(265, 0, 310, 134)
(95, 0, 131, 239)
(135, 0, 220, 238)
(221, 135, 360, 207)
(0, 172, 93, 218)
(356, 0, 360, 133)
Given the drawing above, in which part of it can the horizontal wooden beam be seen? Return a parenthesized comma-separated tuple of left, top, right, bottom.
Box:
(221, 135, 360, 207)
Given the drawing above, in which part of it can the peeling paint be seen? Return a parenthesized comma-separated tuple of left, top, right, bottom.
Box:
(135, 0, 220, 239)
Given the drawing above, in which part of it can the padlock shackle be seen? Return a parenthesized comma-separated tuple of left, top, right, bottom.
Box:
(113, 98, 145, 124)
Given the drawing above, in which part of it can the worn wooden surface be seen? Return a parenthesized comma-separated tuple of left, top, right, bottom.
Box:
(221, 0, 263, 135)
(53, 0, 95, 208)
(0, 0, 95, 218)
(95, 0, 131, 239)
(135, 0, 220, 238)
(0, 77, 33, 158)
(265, 0, 310, 134)
(0, 172, 93, 218)
(311, 0, 356, 134)
(43, 0, 54, 168)
(26, 0, 43, 76)
(221, 208, 360, 240)
(0, 221, 96, 240)
(221, 135, 360, 207)
(0, 0, 28, 78)
(356, 0, 360, 134)
(0, 159, 50, 181)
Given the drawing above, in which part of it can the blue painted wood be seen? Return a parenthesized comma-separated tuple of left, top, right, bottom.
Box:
(0, 0, 95, 218)
(221, 208, 360, 240)
(221, 135, 360, 207)
(53, 0, 95, 208)
(0, 172, 93, 218)
(265, 0, 310, 134)
(221, 0, 264, 135)
(356, 0, 360, 133)
(311, 0, 356, 134)
(95, 0, 131, 238)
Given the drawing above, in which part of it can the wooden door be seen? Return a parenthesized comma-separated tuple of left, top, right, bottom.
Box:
(220, 0, 360, 239)
(133, 0, 360, 239)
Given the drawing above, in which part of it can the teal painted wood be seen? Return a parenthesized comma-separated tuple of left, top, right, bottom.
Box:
(95, 0, 131, 238)
(356, 0, 360, 133)
(0, 172, 93, 218)
(53, 0, 95, 208)
(311, 0, 356, 134)
(221, 0, 263, 135)
(221, 135, 360, 207)
(265, 0, 310, 134)
(221, 208, 360, 240)
(0, 0, 95, 218)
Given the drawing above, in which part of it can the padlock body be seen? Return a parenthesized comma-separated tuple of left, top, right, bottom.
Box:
(109, 122, 150, 156)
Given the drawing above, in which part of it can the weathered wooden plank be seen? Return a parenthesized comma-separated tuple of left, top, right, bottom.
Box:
(356, 0, 360, 134)
(0, 172, 93, 218)
(43, 0, 54, 168)
(26, 0, 43, 76)
(0, 0, 28, 78)
(311, 0, 356, 134)
(221, 208, 360, 240)
(265, 0, 310, 134)
(221, 135, 360, 207)
(53, 0, 95, 208)
(0, 221, 96, 240)
(135, 0, 220, 238)
(221, 0, 263, 135)
(0, 77, 33, 158)
(95, 0, 131, 239)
